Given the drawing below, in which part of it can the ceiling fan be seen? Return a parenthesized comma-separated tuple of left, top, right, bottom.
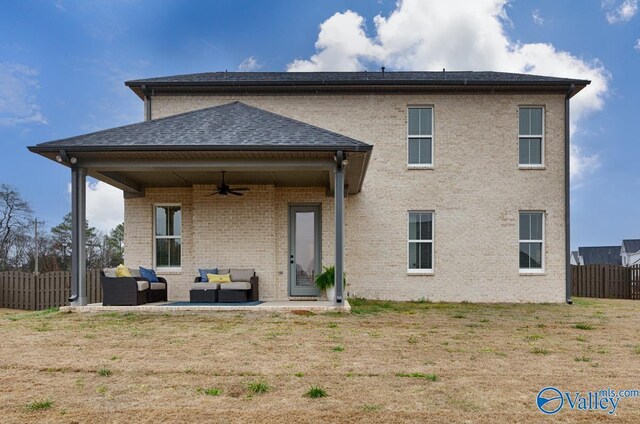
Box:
(209, 171, 249, 196)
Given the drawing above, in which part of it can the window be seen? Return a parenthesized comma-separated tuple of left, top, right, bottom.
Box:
(408, 211, 433, 272)
(519, 107, 544, 166)
(155, 205, 181, 268)
(408, 107, 433, 166)
(519, 211, 544, 272)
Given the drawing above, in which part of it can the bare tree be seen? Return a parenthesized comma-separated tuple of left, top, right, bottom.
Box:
(0, 184, 33, 271)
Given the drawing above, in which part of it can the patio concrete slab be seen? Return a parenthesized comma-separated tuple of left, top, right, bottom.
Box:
(60, 300, 350, 314)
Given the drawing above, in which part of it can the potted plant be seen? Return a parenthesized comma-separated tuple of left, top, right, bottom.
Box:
(314, 265, 346, 301)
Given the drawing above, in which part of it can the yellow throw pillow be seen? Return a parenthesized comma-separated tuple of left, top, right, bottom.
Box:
(207, 273, 231, 283)
(115, 264, 132, 277)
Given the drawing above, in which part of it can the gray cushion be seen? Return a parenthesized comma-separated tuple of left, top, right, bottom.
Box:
(136, 281, 149, 291)
(219, 281, 251, 290)
(103, 268, 117, 278)
(229, 269, 254, 282)
(191, 283, 219, 290)
(128, 268, 142, 278)
(150, 282, 166, 290)
(217, 268, 230, 275)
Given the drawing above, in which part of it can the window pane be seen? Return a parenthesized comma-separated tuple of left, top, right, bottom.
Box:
(519, 138, 529, 164)
(519, 213, 531, 240)
(530, 108, 542, 135)
(168, 238, 182, 267)
(409, 242, 418, 269)
(155, 206, 167, 236)
(519, 108, 530, 135)
(419, 138, 432, 164)
(408, 138, 420, 164)
(156, 239, 169, 267)
(409, 213, 420, 239)
(419, 108, 432, 135)
(420, 213, 433, 240)
(408, 108, 420, 135)
(529, 138, 542, 164)
(530, 213, 543, 240)
(419, 242, 433, 269)
(168, 207, 181, 236)
(520, 242, 542, 269)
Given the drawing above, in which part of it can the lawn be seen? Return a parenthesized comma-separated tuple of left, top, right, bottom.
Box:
(0, 298, 639, 423)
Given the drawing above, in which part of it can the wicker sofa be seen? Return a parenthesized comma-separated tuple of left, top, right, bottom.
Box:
(191, 268, 259, 303)
(101, 267, 168, 306)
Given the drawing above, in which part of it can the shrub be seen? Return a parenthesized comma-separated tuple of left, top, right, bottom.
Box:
(305, 386, 328, 398)
(248, 381, 270, 394)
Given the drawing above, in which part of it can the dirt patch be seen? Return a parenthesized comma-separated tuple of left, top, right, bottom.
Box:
(0, 298, 639, 423)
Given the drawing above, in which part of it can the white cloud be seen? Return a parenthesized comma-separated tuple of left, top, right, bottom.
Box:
(0, 62, 47, 126)
(238, 56, 262, 71)
(532, 9, 544, 25)
(635, 38, 640, 50)
(68, 181, 123, 233)
(605, 0, 638, 23)
(287, 0, 610, 183)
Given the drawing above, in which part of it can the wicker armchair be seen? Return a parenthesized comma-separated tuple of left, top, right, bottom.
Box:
(101, 272, 149, 306)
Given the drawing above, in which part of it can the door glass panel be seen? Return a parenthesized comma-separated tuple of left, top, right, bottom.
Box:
(295, 211, 316, 288)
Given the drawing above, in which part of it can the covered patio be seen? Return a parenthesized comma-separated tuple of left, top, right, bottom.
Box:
(29, 102, 372, 307)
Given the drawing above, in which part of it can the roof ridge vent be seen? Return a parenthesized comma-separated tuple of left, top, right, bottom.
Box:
(381, 66, 385, 76)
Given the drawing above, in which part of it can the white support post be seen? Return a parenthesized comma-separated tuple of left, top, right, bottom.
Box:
(70, 167, 87, 306)
(334, 151, 345, 305)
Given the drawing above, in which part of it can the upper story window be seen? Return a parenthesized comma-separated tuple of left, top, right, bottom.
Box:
(519, 107, 544, 166)
(408, 107, 433, 166)
(408, 211, 434, 272)
(519, 211, 544, 272)
(155, 205, 182, 269)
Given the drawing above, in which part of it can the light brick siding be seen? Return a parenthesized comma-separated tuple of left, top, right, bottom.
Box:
(124, 92, 566, 302)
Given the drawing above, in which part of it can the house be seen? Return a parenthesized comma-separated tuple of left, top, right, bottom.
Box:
(28, 70, 590, 304)
(621, 239, 640, 266)
(576, 246, 622, 265)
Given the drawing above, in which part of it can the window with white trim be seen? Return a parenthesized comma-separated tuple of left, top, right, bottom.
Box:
(519, 211, 544, 271)
(408, 107, 433, 166)
(408, 211, 433, 271)
(154, 205, 181, 268)
(519, 107, 544, 166)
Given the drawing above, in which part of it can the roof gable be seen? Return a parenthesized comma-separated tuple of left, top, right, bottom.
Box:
(29, 102, 372, 153)
(622, 239, 640, 254)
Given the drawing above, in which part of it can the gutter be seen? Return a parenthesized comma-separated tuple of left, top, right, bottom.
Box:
(565, 84, 575, 305)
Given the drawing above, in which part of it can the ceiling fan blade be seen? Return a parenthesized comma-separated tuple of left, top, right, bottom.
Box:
(208, 192, 220, 196)
(231, 188, 249, 191)
(229, 191, 244, 196)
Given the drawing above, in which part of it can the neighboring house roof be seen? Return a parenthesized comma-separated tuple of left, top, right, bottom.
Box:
(577, 246, 622, 265)
(124, 71, 590, 98)
(622, 239, 640, 254)
(28, 101, 372, 153)
(571, 251, 580, 265)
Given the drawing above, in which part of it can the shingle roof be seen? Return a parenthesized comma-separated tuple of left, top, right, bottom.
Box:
(29, 102, 372, 152)
(125, 71, 589, 87)
(578, 246, 622, 265)
(622, 239, 640, 254)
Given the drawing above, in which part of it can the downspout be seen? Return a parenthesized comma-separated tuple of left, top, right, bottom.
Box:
(565, 85, 575, 305)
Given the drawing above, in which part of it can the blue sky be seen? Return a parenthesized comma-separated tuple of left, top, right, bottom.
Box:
(0, 0, 639, 250)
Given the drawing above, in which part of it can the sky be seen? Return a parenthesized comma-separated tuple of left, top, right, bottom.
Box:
(0, 0, 638, 249)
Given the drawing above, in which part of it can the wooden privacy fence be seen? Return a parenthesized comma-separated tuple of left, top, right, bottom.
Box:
(0, 270, 101, 310)
(572, 264, 640, 300)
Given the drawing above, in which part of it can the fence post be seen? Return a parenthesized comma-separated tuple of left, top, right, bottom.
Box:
(603, 265, 609, 299)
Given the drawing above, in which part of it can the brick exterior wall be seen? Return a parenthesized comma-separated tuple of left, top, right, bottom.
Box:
(124, 91, 566, 302)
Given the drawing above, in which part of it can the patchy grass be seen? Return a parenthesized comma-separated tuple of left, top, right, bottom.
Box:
(197, 387, 222, 396)
(304, 386, 328, 398)
(332, 345, 344, 352)
(247, 381, 270, 395)
(574, 323, 594, 330)
(1, 298, 639, 422)
(396, 372, 438, 381)
(98, 368, 111, 377)
(25, 399, 53, 411)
